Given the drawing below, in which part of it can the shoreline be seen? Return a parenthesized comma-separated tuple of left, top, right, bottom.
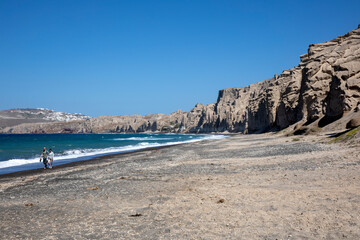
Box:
(0, 142, 187, 180)
(1, 133, 359, 239)
(0, 133, 228, 177)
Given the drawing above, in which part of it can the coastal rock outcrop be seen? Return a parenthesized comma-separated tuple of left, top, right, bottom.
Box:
(188, 25, 360, 133)
(2, 25, 360, 134)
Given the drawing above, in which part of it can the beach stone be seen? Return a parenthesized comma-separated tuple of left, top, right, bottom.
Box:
(346, 117, 360, 128)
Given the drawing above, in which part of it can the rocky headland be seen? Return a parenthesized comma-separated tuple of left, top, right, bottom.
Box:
(1, 25, 360, 134)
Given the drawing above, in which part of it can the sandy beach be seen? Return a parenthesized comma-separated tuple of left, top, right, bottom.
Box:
(0, 133, 359, 239)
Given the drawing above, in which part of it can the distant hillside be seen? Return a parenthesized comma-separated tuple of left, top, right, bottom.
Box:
(0, 108, 91, 130)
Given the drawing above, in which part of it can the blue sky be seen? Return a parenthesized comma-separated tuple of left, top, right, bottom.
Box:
(1, 0, 359, 117)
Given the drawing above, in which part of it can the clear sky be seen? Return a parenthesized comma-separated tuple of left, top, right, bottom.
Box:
(1, 0, 359, 117)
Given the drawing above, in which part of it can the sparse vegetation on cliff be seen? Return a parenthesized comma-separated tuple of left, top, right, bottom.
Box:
(330, 126, 360, 143)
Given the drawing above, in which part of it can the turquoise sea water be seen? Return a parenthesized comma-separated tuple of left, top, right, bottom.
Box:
(0, 133, 225, 174)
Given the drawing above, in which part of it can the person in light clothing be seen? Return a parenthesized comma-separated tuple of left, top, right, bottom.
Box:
(48, 149, 54, 169)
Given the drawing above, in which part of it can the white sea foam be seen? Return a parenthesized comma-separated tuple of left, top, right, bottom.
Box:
(111, 137, 174, 141)
(0, 135, 226, 169)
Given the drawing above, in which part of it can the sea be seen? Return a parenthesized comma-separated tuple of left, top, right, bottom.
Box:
(0, 133, 225, 175)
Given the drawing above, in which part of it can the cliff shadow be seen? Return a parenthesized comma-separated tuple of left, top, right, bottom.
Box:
(318, 76, 345, 128)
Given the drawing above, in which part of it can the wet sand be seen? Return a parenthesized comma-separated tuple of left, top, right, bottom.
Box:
(0, 133, 359, 239)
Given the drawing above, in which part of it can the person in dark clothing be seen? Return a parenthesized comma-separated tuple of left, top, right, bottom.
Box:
(40, 147, 49, 169)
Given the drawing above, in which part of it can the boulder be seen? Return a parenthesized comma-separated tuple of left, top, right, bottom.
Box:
(346, 117, 360, 129)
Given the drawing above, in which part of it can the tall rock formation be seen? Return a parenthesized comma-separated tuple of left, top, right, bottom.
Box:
(187, 25, 360, 133)
(1, 25, 359, 134)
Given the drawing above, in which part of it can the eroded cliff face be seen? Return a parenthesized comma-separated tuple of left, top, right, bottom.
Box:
(301, 28, 360, 127)
(187, 25, 360, 133)
(2, 26, 360, 134)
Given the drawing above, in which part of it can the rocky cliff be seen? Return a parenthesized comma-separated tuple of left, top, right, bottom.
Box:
(185, 25, 360, 133)
(2, 25, 360, 134)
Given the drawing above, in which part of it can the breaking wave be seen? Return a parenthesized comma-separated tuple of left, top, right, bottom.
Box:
(111, 137, 174, 141)
(0, 135, 226, 169)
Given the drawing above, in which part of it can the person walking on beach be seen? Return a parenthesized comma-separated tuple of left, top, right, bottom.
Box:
(48, 149, 54, 169)
(40, 147, 49, 169)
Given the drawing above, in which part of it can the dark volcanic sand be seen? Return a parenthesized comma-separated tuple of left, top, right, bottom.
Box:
(0, 134, 359, 239)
